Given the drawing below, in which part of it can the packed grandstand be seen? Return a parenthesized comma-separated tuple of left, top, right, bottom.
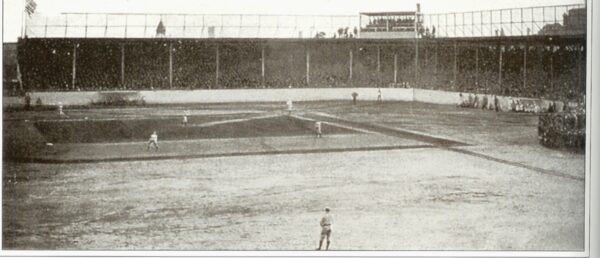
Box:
(12, 36, 585, 102)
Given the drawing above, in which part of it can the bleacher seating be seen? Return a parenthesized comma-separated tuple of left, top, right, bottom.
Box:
(16, 37, 585, 102)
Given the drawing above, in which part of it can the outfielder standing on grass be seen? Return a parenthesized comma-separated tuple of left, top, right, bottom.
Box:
(147, 131, 159, 151)
(317, 207, 333, 250)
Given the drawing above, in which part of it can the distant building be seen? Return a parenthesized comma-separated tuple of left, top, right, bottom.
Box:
(563, 8, 586, 34)
(538, 7, 586, 36)
(538, 23, 563, 35)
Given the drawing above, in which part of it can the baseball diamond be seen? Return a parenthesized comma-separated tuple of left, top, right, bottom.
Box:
(1, 0, 588, 253)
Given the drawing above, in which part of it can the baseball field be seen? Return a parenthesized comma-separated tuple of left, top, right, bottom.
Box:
(2, 100, 585, 250)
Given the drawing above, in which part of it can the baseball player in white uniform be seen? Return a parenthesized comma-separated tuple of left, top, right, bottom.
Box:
(182, 111, 189, 126)
(147, 131, 159, 151)
(287, 99, 293, 113)
(315, 121, 323, 138)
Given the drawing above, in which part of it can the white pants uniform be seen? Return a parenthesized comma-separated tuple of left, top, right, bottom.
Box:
(147, 133, 159, 150)
(315, 122, 322, 137)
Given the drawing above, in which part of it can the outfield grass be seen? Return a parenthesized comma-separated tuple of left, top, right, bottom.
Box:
(2, 149, 584, 250)
(2, 100, 586, 251)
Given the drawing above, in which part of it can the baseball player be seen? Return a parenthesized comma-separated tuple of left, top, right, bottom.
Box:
(317, 207, 333, 250)
(377, 88, 382, 103)
(58, 102, 65, 116)
(147, 131, 159, 151)
(287, 99, 293, 113)
(315, 121, 323, 138)
(182, 111, 189, 126)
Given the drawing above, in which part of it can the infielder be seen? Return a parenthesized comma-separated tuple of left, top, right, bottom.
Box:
(315, 121, 323, 138)
(287, 99, 293, 113)
(182, 111, 189, 126)
(147, 131, 159, 151)
(317, 207, 333, 250)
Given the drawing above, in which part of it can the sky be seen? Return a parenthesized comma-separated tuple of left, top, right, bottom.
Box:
(2, 0, 585, 42)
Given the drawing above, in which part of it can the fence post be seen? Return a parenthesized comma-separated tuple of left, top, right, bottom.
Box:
(434, 42, 438, 74)
(499, 45, 503, 94)
(453, 41, 457, 89)
(85, 14, 88, 38)
(306, 47, 310, 86)
(72, 43, 77, 90)
(349, 48, 353, 82)
(394, 52, 398, 84)
(65, 14, 69, 38)
(104, 14, 108, 37)
(424, 43, 428, 66)
(169, 42, 173, 88)
(509, 9, 513, 35)
(121, 43, 125, 88)
(549, 45, 554, 90)
(523, 43, 527, 90)
(415, 40, 419, 85)
(44, 17, 48, 37)
(215, 43, 219, 89)
(480, 11, 483, 36)
(258, 15, 261, 37)
(490, 11, 493, 36)
(577, 44, 582, 91)
(531, 8, 535, 35)
(377, 45, 381, 73)
(453, 13, 457, 36)
(499, 10, 503, 36)
(183, 14, 187, 37)
(261, 45, 266, 86)
(520, 8, 524, 36)
(475, 45, 479, 87)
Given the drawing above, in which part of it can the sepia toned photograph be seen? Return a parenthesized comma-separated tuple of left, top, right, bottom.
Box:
(1, 0, 594, 254)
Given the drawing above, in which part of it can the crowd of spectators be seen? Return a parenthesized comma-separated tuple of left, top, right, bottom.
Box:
(364, 17, 416, 32)
(14, 38, 585, 102)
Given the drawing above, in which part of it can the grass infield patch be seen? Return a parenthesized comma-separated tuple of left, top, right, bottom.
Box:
(33, 115, 357, 144)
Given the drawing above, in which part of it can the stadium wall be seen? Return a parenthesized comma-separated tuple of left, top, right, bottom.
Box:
(4, 88, 565, 113)
(140, 88, 413, 103)
(12, 88, 412, 106)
